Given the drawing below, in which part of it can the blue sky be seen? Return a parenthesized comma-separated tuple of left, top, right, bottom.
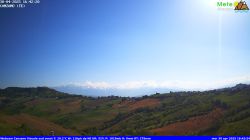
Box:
(0, 0, 250, 90)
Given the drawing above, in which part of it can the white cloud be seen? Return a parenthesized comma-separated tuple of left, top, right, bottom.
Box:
(67, 75, 250, 90)
(71, 81, 112, 89)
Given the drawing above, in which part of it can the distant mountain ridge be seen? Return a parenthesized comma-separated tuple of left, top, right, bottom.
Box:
(53, 85, 176, 97)
(1, 83, 249, 97)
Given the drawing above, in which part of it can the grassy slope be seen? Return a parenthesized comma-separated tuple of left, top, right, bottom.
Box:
(0, 85, 250, 135)
(0, 113, 79, 135)
(218, 117, 250, 135)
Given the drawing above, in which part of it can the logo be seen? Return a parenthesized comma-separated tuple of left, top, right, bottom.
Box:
(217, 0, 249, 11)
(234, 0, 249, 10)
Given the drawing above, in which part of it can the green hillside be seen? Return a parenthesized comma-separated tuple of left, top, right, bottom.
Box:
(0, 84, 250, 135)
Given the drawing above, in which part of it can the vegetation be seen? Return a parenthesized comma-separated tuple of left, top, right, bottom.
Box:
(0, 84, 250, 135)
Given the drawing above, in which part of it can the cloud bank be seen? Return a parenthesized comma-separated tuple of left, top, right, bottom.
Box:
(66, 75, 250, 91)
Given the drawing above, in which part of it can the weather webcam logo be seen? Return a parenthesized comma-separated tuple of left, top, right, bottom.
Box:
(234, 0, 249, 10)
(217, 0, 249, 12)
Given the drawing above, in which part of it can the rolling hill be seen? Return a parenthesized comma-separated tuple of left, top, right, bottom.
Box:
(0, 84, 250, 135)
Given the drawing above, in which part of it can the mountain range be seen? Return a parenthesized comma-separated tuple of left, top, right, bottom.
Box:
(53, 84, 177, 97)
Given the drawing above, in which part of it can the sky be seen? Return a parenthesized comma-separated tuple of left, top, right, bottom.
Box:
(0, 0, 250, 91)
